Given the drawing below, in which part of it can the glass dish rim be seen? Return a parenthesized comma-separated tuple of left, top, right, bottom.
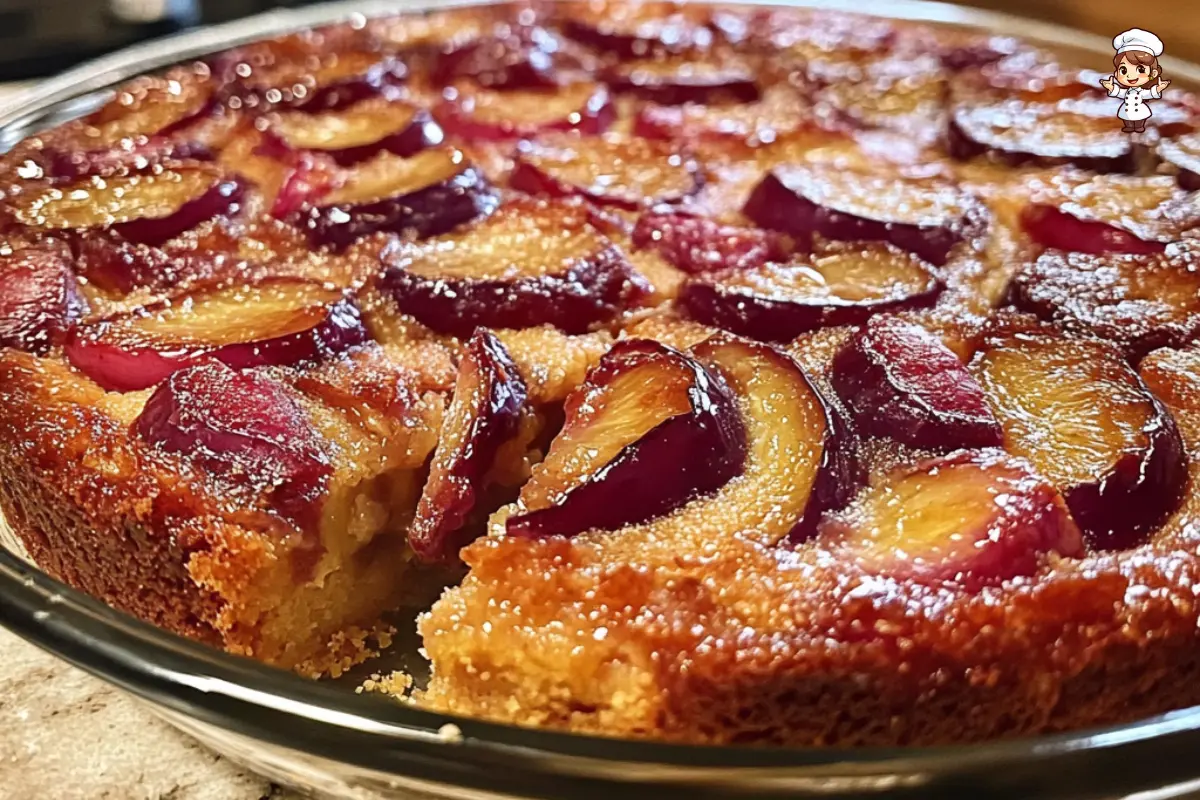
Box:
(4, 1, 1200, 795)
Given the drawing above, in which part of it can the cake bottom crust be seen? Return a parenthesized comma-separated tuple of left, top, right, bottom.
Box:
(419, 533, 1200, 746)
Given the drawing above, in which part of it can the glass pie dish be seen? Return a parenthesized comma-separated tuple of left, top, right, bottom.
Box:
(4, 1, 1200, 797)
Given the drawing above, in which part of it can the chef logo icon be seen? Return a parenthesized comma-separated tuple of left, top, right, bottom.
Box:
(1101, 28, 1171, 133)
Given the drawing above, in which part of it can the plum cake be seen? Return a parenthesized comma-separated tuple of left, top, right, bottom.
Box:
(4, 0, 1200, 744)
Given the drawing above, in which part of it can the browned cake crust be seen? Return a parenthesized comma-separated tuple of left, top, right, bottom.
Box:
(3, 0, 1200, 748)
(0, 352, 226, 645)
(419, 331, 1200, 745)
(422, 493, 1200, 744)
(0, 349, 436, 674)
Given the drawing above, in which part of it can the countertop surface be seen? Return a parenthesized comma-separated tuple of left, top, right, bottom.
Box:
(0, 626, 304, 799)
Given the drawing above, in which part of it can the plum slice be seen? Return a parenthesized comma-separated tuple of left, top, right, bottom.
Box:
(633, 85, 818, 144)
(680, 243, 942, 342)
(265, 149, 342, 220)
(66, 278, 368, 392)
(499, 333, 855, 545)
(736, 8, 893, 78)
(366, 5, 508, 53)
(831, 315, 1002, 450)
(42, 137, 213, 181)
(87, 71, 220, 141)
(937, 34, 1020, 72)
(684, 332, 856, 544)
(12, 167, 246, 247)
(970, 329, 1186, 549)
(509, 134, 702, 209)
(135, 360, 331, 532)
(964, 50, 1104, 102)
(560, 2, 713, 58)
(1008, 246, 1200, 359)
(219, 46, 408, 112)
(603, 57, 760, 105)
(70, 233, 215, 296)
(819, 449, 1083, 590)
(220, 122, 344, 219)
(631, 212, 791, 274)
(0, 242, 87, 354)
(1158, 134, 1200, 192)
(506, 339, 745, 538)
(812, 53, 948, 137)
(269, 100, 443, 166)
(292, 148, 498, 250)
(294, 56, 409, 112)
(1019, 174, 1198, 255)
(1020, 206, 1166, 256)
(435, 82, 615, 141)
(431, 25, 572, 89)
(742, 163, 981, 266)
(947, 98, 1136, 173)
(378, 199, 647, 337)
(410, 329, 527, 563)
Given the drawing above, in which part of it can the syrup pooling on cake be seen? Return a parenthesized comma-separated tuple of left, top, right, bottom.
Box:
(3, 0, 1200, 745)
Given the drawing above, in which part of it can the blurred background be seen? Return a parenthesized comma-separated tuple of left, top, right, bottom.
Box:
(0, 0, 1196, 80)
(0, 0, 310, 78)
(968, 0, 1200, 64)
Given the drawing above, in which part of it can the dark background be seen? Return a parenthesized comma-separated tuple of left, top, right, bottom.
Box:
(0, 0, 319, 79)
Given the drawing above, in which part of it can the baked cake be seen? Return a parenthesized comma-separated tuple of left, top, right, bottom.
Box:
(2, 0, 1200, 744)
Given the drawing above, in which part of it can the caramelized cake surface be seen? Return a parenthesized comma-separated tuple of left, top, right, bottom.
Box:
(2, 0, 1200, 744)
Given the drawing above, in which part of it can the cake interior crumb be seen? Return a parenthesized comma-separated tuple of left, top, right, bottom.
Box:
(357, 669, 415, 699)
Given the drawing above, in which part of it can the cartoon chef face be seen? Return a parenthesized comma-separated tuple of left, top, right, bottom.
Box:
(1114, 51, 1160, 89)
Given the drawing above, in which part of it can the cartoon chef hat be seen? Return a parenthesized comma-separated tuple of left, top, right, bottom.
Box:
(1113, 28, 1164, 57)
